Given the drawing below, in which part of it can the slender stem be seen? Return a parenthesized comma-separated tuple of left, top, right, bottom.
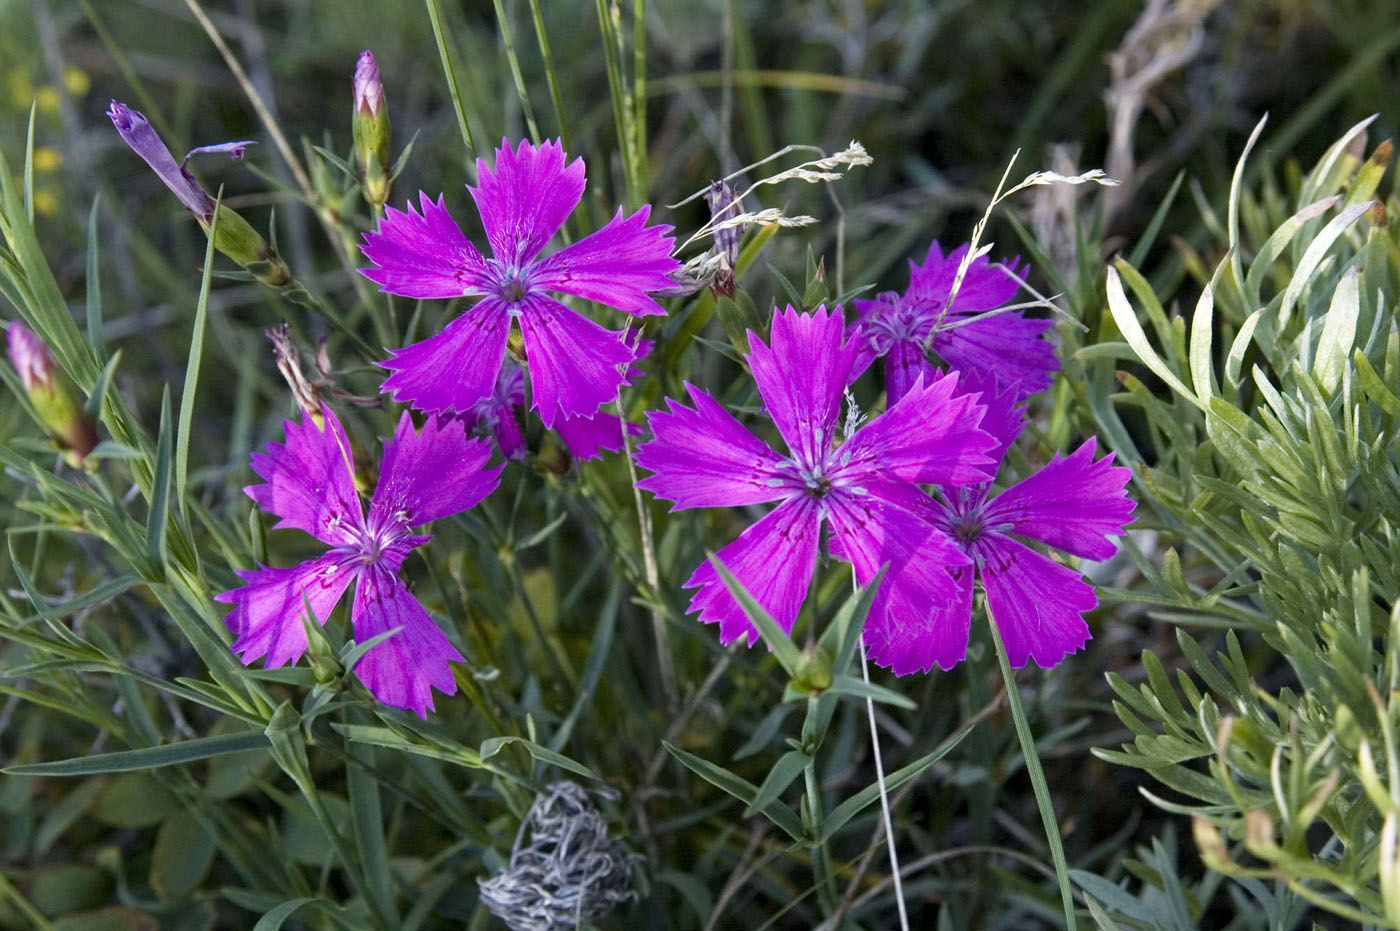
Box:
(615, 393, 676, 705)
(181, 0, 313, 198)
(490, 0, 542, 142)
(802, 744, 838, 916)
(425, 0, 478, 161)
(986, 602, 1078, 930)
(859, 642, 910, 930)
(527, 0, 574, 156)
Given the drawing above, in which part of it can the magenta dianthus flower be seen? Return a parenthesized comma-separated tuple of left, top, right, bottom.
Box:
(215, 409, 500, 716)
(359, 139, 681, 426)
(637, 306, 998, 671)
(851, 242, 1058, 403)
(925, 435, 1135, 669)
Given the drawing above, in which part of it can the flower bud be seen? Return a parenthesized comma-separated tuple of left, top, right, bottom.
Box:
(107, 100, 289, 286)
(352, 51, 392, 207)
(6, 323, 98, 467)
(791, 643, 834, 695)
(704, 181, 742, 297)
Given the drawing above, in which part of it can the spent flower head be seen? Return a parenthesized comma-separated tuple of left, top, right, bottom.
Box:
(478, 781, 638, 931)
(638, 306, 998, 672)
(216, 408, 500, 716)
(360, 138, 681, 426)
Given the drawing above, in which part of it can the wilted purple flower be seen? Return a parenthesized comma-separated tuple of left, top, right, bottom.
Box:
(704, 180, 742, 297)
(215, 409, 500, 716)
(107, 100, 216, 222)
(851, 242, 1058, 404)
(108, 100, 287, 285)
(637, 306, 997, 669)
(359, 138, 681, 426)
(924, 435, 1135, 669)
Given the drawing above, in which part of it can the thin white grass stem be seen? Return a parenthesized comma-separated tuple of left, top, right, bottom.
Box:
(859, 641, 909, 931)
(987, 602, 1078, 930)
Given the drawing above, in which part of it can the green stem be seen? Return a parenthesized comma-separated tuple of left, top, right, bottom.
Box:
(425, 0, 478, 161)
(491, 0, 541, 142)
(803, 750, 838, 916)
(528, 0, 574, 156)
(987, 603, 1078, 929)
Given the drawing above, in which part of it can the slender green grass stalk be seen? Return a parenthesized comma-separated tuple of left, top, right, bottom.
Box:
(426, 0, 479, 161)
(594, 0, 645, 207)
(490, 0, 541, 142)
(527, 0, 573, 155)
(987, 602, 1077, 929)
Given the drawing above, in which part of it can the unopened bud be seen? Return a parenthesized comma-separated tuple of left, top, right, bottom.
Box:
(6, 322, 98, 467)
(716, 292, 768, 356)
(1192, 817, 1231, 871)
(792, 643, 833, 694)
(352, 51, 392, 207)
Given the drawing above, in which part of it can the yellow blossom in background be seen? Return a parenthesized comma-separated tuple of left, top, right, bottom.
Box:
(5, 67, 33, 109)
(32, 190, 58, 215)
(35, 86, 60, 113)
(32, 147, 61, 173)
(62, 65, 89, 97)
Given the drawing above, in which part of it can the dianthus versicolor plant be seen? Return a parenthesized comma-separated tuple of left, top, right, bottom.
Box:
(1, 5, 1395, 930)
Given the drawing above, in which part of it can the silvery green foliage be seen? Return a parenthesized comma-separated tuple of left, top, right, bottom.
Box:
(1088, 115, 1400, 926)
(477, 781, 639, 931)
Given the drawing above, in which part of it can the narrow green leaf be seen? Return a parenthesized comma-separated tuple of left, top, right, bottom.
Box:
(175, 223, 218, 524)
(478, 736, 595, 780)
(84, 198, 105, 356)
(1355, 348, 1400, 417)
(145, 388, 174, 569)
(1224, 309, 1262, 388)
(708, 555, 802, 677)
(1106, 264, 1202, 410)
(22, 102, 35, 225)
(346, 751, 397, 928)
(1188, 282, 1215, 405)
(823, 674, 916, 710)
(1227, 114, 1268, 290)
(1278, 200, 1373, 332)
(821, 722, 977, 841)
(5, 731, 270, 776)
(663, 741, 805, 840)
(252, 898, 330, 931)
(1243, 196, 1339, 306)
(84, 350, 122, 420)
(1314, 265, 1359, 393)
(744, 749, 809, 817)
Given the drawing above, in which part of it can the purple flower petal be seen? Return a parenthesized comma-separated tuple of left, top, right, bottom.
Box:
(379, 299, 511, 415)
(825, 482, 972, 674)
(359, 193, 491, 299)
(907, 242, 1022, 313)
(980, 536, 1095, 668)
(555, 406, 638, 461)
(959, 372, 1026, 467)
(637, 383, 787, 509)
(214, 556, 355, 668)
(531, 205, 680, 317)
(684, 496, 821, 645)
(350, 567, 463, 718)
(468, 138, 584, 265)
(246, 410, 362, 546)
(837, 371, 996, 488)
(933, 311, 1058, 400)
(369, 411, 501, 528)
(982, 438, 1135, 560)
(518, 296, 635, 427)
(748, 306, 857, 467)
(866, 562, 975, 676)
(883, 339, 937, 405)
